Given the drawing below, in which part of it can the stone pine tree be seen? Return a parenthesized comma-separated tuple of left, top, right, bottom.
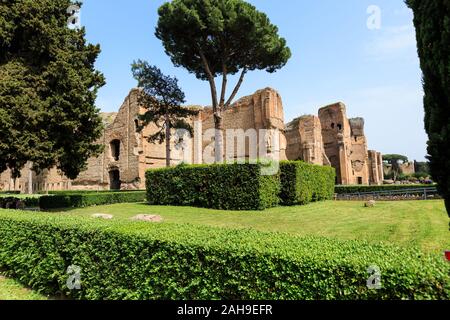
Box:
(131, 60, 198, 167)
(155, 0, 291, 162)
(406, 0, 450, 216)
(383, 154, 409, 182)
(0, 0, 105, 180)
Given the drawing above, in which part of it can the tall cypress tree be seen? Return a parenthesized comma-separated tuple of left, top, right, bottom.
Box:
(0, 0, 105, 180)
(406, 0, 450, 216)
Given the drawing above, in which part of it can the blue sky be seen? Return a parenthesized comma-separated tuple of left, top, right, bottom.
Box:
(80, 0, 426, 161)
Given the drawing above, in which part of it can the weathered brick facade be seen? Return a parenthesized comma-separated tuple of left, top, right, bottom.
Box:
(0, 87, 384, 193)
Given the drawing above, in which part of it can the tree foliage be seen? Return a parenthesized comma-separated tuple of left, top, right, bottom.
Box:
(131, 60, 198, 167)
(0, 0, 105, 179)
(406, 0, 450, 215)
(383, 154, 409, 182)
(155, 0, 291, 161)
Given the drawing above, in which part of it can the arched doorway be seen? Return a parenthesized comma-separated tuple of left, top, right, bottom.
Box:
(109, 169, 121, 190)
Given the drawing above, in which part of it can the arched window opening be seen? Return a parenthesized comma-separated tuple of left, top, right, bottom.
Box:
(110, 140, 121, 161)
(134, 119, 140, 132)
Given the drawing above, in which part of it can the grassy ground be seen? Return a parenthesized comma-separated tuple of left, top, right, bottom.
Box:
(0, 275, 47, 300)
(58, 200, 450, 254)
(1, 200, 448, 299)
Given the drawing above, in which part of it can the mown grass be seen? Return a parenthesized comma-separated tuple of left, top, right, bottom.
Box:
(1, 199, 448, 299)
(0, 275, 47, 300)
(57, 200, 450, 254)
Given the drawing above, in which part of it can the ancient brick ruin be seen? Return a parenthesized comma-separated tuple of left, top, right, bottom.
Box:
(0, 88, 384, 192)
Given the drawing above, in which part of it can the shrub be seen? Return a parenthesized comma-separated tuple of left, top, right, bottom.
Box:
(279, 161, 335, 205)
(0, 197, 25, 209)
(335, 184, 436, 194)
(0, 191, 21, 195)
(146, 163, 280, 210)
(39, 192, 146, 210)
(37, 190, 145, 195)
(0, 211, 448, 300)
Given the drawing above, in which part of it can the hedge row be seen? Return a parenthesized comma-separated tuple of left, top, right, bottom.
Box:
(280, 161, 336, 205)
(0, 210, 448, 300)
(39, 192, 146, 210)
(335, 184, 436, 194)
(146, 162, 335, 210)
(146, 163, 280, 210)
(38, 190, 145, 195)
(0, 191, 21, 195)
(0, 196, 40, 208)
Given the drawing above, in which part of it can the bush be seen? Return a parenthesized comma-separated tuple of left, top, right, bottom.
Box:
(279, 161, 335, 205)
(37, 190, 144, 195)
(0, 197, 25, 209)
(39, 192, 146, 210)
(335, 184, 436, 194)
(146, 163, 280, 210)
(0, 191, 21, 195)
(0, 211, 448, 300)
(0, 196, 39, 209)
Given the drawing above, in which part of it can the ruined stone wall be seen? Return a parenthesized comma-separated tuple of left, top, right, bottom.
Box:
(383, 162, 416, 177)
(286, 115, 325, 165)
(348, 118, 370, 185)
(199, 88, 287, 163)
(319, 103, 352, 184)
(318, 103, 382, 185)
(0, 165, 72, 193)
(0, 87, 386, 193)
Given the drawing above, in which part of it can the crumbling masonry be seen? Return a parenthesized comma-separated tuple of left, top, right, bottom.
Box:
(0, 88, 384, 192)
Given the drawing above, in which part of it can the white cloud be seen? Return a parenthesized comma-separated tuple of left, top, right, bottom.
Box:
(364, 24, 418, 61)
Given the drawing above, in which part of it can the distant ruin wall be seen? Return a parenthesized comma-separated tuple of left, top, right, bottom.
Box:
(0, 88, 385, 192)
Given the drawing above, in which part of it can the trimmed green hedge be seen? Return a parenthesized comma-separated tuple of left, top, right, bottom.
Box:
(335, 184, 436, 194)
(146, 163, 280, 210)
(0, 191, 21, 195)
(0, 196, 40, 208)
(280, 161, 336, 205)
(39, 192, 146, 210)
(38, 190, 145, 195)
(0, 210, 448, 300)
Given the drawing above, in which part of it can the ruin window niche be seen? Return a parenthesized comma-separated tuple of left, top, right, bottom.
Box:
(357, 177, 363, 185)
(134, 119, 140, 132)
(110, 139, 121, 161)
(337, 124, 342, 131)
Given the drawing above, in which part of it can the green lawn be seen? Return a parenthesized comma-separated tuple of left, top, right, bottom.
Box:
(1, 200, 448, 299)
(0, 275, 47, 300)
(58, 200, 450, 254)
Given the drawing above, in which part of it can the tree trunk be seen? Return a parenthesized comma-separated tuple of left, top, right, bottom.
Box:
(28, 162, 33, 195)
(165, 115, 171, 167)
(214, 112, 224, 163)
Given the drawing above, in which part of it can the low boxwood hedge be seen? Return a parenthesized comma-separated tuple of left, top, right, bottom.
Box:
(38, 190, 145, 195)
(146, 163, 280, 210)
(0, 191, 21, 195)
(280, 161, 336, 205)
(0, 196, 40, 208)
(0, 210, 447, 300)
(39, 191, 146, 210)
(335, 184, 435, 194)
